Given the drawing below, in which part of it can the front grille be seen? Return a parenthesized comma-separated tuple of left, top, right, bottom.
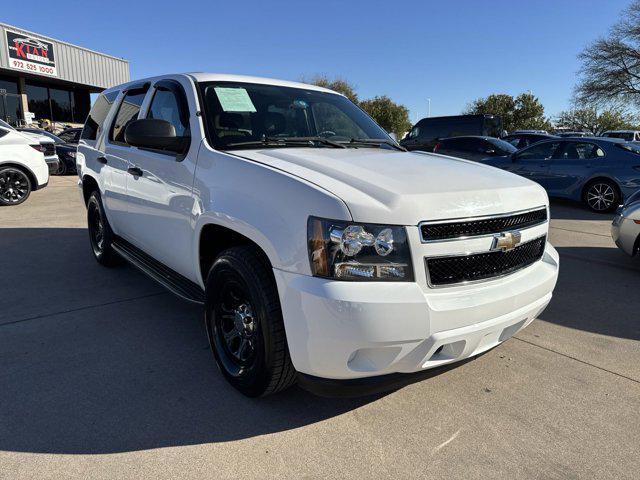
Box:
(421, 208, 547, 242)
(426, 236, 546, 286)
(44, 144, 56, 156)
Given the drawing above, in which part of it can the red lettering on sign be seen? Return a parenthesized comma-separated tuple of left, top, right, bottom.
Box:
(14, 41, 26, 58)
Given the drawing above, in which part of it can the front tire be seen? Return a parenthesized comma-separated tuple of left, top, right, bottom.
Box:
(205, 246, 296, 397)
(0, 167, 32, 206)
(87, 191, 121, 267)
(56, 159, 68, 176)
(584, 180, 620, 213)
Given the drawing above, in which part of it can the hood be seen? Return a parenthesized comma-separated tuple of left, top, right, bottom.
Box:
(18, 131, 55, 144)
(234, 148, 548, 225)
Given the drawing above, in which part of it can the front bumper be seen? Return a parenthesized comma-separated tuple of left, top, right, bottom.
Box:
(274, 242, 559, 382)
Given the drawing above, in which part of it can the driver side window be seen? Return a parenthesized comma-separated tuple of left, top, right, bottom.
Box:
(516, 141, 560, 160)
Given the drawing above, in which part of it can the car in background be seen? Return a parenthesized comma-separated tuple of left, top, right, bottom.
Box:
(400, 114, 503, 152)
(556, 131, 592, 138)
(0, 122, 51, 205)
(601, 130, 640, 142)
(511, 129, 549, 135)
(612, 190, 640, 256)
(481, 137, 640, 212)
(433, 136, 517, 161)
(57, 127, 82, 145)
(18, 128, 77, 175)
(1, 120, 59, 172)
(611, 190, 640, 256)
(502, 133, 558, 149)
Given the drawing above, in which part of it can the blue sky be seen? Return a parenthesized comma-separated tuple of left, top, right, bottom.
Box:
(1, 0, 632, 120)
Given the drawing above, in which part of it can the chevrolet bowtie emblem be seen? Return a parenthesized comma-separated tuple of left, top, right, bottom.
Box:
(492, 231, 522, 252)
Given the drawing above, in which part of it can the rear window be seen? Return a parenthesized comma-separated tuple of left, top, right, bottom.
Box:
(604, 132, 635, 141)
(486, 137, 517, 153)
(81, 91, 119, 141)
(616, 142, 640, 154)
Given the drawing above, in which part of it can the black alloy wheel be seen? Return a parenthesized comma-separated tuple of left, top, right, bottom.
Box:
(205, 246, 296, 397)
(86, 191, 121, 266)
(0, 167, 32, 206)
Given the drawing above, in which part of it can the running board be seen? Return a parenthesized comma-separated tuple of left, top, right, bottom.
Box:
(112, 237, 205, 305)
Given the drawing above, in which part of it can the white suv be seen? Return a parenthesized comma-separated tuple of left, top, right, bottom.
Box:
(77, 74, 559, 397)
(0, 122, 51, 205)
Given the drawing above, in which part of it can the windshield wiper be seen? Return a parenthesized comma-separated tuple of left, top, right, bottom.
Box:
(346, 138, 406, 151)
(225, 136, 346, 149)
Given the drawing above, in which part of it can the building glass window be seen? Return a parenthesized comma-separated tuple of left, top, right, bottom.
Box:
(50, 88, 73, 122)
(25, 83, 50, 121)
(0, 76, 19, 95)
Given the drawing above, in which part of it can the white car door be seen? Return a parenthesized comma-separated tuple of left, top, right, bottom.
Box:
(120, 78, 198, 279)
(102, 86, 150, 239)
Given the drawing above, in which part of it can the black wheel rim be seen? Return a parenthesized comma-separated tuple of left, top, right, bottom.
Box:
(0, 169, 29, 204)
(212, 274, 259, 377)
(587, 183, 616, 211)
(57, 161, 67, 175)
(88, 202, 105, 255)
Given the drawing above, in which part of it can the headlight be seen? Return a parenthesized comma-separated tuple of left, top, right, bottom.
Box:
(307, 217, 414, 281)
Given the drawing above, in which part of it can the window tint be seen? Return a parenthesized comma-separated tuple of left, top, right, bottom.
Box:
(560, 142, 605, 160)
(109, 90, 147, 144)
(516, 141, 560, 160)
(486, 137, 517, 154)
(407, 126, 419, 139)
(59, 129, 80, 143)
(81, 91, 119, 141)
(0, 128, 8, 139)
(147, 88, 189, 137)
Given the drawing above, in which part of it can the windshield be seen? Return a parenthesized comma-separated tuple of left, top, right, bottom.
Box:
(198, 81, 392, 150)
(604, 132, 634, 141)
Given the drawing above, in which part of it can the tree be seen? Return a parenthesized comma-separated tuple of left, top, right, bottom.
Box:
(464, 93, 551, 132)
(555, 106, 638, 135)
(303, 75, 359, 103)
(359, 96, 412, 137)
(576, 1, 640, 107)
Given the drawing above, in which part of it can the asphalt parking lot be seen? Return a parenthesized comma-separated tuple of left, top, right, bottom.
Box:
(1, 176, 639, 479)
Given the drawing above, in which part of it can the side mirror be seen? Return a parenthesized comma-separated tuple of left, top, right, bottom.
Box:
(124, 118, 189, 154)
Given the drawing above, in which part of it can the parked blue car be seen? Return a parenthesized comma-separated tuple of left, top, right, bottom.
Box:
(481, 137, 640, 212)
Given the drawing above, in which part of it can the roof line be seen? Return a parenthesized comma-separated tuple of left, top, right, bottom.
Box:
(0, 22, 129, 63)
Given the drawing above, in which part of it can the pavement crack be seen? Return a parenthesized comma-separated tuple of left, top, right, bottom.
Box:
(549, 225, 611, 238)
(513, 336, 640, 384)
(0, 292, 168, 328)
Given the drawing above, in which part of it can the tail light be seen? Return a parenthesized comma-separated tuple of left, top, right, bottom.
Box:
(30, 144, 46, 153)
(433, 143, 441, 152)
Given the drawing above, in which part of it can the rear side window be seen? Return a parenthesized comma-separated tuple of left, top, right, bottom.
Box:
(0, 128, 8, 139)
(81, 91, 119, 141)
(560, 142, 605, 160)
(109, 90, 148, 144)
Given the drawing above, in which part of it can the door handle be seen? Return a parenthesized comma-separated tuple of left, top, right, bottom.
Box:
(96, 156, 107, 165)
(127, 167, 143, 177)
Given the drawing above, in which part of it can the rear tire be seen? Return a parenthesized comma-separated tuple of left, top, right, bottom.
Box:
(205, 246, 296, 397)
(0, 166, 32, 206)
(583, 179, 620, 213)
(56, 159, 68, 176)
(87, 191, 121, 267)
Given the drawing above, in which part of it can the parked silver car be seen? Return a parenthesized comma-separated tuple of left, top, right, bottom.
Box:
(612, 190, 640, 256)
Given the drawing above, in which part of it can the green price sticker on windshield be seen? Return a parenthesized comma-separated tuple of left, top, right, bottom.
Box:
(214, 87, 257, 113)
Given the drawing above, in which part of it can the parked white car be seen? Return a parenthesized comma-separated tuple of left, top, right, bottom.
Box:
(0, 119, 59, 172)
(612, 190, 640, 256)
(77, 73, 559, 397)
(0, 122, 51, 205)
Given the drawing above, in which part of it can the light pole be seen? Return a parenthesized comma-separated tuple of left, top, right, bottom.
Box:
(427, 98, 431, 117)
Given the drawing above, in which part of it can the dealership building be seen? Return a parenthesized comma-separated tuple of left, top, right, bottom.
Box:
(0, 23, 129, 127)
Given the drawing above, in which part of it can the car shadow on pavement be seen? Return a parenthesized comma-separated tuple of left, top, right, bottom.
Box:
(539, 245, 640, 341)
(0, 227, 458, 454)
(549, 198, 616, 221)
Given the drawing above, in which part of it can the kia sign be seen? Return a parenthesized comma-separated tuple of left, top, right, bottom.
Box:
(5, 30, 57, 77)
